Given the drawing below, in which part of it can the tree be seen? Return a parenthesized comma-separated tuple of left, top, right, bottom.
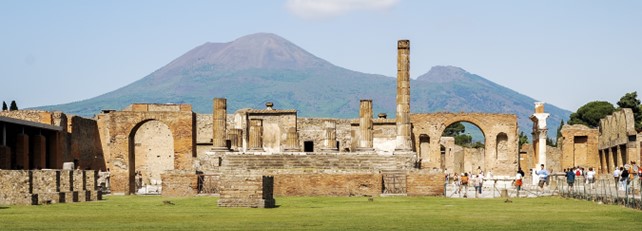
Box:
(9, 100, 18, 111)
(518, 131, 529, 149)
(617, 91, 642, 131)
(546, 137, 555, 146)
(2, 101, 7, 111)
(443, 122, 465, 137)
(568, 101, 614, 128)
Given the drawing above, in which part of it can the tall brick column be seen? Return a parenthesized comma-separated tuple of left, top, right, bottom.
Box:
(32, 134, 46, 169)
(357, 100, 374, 152)
(212, 98, 229, 151)
(395, 40, 413, 152)
(284, 127, 300, 152)
(248, 119, 264, 151)
(16, 133, 29, 169)
(321, 120, 338, 152)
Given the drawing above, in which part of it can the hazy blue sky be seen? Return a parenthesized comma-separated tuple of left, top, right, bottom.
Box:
(1, 0, 641, 112)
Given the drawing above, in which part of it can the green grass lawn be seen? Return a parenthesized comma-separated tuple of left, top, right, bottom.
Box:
(1, 196, 641, 230)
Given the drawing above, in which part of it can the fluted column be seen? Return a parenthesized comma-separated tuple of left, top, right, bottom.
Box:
(357, 100, 374, 152)
(284, 127, 300, 152)
(248, 119, 264, 151)
(212, 98, 229, 151)
(321, 120, 338, 152)
(227, 129, 243, 151)
(395, 40, 413, 152)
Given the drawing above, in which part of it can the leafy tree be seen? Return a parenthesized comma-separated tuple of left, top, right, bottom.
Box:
(568, 101, 614, 128)
(454, 134, 472, 146)
(443, 122, 465, 137)
(518, 131, 529, 149)
(9, 100, 18, 111)
(616, 91, 642, 131)
(553, 119, 564, 147)
(2, 101, 7, 111)
(546, 137, 555, 147)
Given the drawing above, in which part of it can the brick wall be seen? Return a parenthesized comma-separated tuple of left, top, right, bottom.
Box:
(274, 174, 382, 196)
(406, 171, 444, 196)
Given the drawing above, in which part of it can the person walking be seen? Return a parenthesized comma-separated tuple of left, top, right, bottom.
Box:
(514, 170, 523, 197)
(586, 167, 596, 190)
(536, 164, 549, 193)
(565, 168, 575, 193)
(461, 173, 469, 198)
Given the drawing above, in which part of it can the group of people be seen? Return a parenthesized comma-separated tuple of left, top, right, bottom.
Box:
(612, 162, 641, 192)
(564, 166, 597, 190)
(446, 167, 488, 198)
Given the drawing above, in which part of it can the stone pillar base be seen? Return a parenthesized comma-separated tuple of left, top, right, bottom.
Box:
(321, 148, 338, 152)
(283, 148, 301, 152)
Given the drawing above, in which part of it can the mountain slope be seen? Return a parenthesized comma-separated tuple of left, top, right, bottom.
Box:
(36, 33, 570, 138)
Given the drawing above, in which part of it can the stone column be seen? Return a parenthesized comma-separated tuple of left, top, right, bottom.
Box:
(227, 129, 243, 151)
(32, 134, 46, 169)
(16, 133, 29, 169)
(248, 119, 264, 151)
(321, 120, 338, 152)
(284, 127, 300, 152)
(395, 40, 413, 152)
(599, 150, 606, 174)
(606, 148, 614, 173)
(357, 100, 374, 152)
(530, 102, 549, 168)
(212, 98, 229, 151)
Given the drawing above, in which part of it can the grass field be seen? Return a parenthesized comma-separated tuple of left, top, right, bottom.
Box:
(1, 196, 641, 230)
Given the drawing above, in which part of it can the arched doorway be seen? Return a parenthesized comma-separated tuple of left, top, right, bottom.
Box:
(128, 120, 174, 194)
(441, 121, 485, 175)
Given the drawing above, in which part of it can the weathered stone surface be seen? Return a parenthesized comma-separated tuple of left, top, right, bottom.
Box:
(406, 171, 444, 196)
(218, 174, 274, 208)
(161, 171, 198, 197)
(559, 124, 599, 171)
(411, 113, 518, 176)
(274, 174, 381, 196)
(0, 170, 98, 205)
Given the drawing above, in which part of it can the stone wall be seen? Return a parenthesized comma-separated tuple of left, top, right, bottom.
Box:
(559, 124, 599, 171)
(411, 113, 519, 176)
(161, 171, 198, 197)
(273, 174, 382, 196)
(216, 153, 416, 173)
(217, 173, 275, 208)
(298, 118, 352, 152)
(0, 170, 100, 205)
(406, 171, 445, 196)
(70, 116, 105, 170)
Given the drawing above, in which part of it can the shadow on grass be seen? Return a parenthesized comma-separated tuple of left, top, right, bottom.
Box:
(0, 206, 9, 209)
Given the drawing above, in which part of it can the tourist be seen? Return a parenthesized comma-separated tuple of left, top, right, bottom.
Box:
(613, 167, 621, 190)
(565, 168, 575, 192)
(461, 173, 469, 198)
(536, 164, 549, 192)
(517, 168, 525, 178)
(453, 173, 460, 194)
(514, 170, 523, 196)
(619, 167, 629, 191)
(586, 167, 596, 190)
(477, 173, 484, 194)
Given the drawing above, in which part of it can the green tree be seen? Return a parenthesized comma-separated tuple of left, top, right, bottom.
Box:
(616, 91, 642, 131)
(568, 101, 614, 128)
(454, 134, 472, 146)
(553, 119, 564, 147)
(518, 131, 529, 149)
(443, 122, 465, 137)
(2, 101, 7, 111)
(9, 100, 18, 111)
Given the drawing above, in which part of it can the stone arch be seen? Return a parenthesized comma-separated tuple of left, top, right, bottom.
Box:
(440, 120, 486, 174)
(101, 104, 194, 195)
(128, 119, 174, 194)
(410, 113, 518, 176)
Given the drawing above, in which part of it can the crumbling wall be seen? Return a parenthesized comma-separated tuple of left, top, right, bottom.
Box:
(161, 171, 197, 197)
(70, 116, 105, 170)
(0, 170, 100, 205)
(274, 174, 381, 196)
(406, 171, 445, 196)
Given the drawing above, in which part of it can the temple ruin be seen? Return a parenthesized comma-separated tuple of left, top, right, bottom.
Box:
(1, 39, 640, 206)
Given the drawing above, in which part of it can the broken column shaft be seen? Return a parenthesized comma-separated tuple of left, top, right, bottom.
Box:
(212, 98, 229, 151)
(357, 99, 374, 151)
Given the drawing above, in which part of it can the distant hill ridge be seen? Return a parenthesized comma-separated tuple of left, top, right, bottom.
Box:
(35, 33, 570, 137)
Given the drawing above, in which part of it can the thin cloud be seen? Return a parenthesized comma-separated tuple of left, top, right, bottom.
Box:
(285, 0, 400, 20)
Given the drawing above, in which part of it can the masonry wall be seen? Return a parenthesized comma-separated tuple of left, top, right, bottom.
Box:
(0, 170, 100, 205)
(406, 171, 445, 196)
(298, 118, 352, 152)
(161, 171, 198, 197)
(274, 174, 382, 196)
(560, 124, 599, 171)
(70, 116, 105, 170)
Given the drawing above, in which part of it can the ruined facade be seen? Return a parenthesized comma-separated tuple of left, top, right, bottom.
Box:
(0, 39, 534, 205)
(597, 108, 641, 174)
(558, 124, 599, 171)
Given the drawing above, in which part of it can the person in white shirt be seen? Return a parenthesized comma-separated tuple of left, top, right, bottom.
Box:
(586, 167, 596, 190)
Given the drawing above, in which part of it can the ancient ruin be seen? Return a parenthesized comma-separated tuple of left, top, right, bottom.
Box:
(1, 39, 641, 207)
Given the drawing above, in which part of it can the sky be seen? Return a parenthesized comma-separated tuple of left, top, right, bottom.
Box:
(1, 0, 641, 112)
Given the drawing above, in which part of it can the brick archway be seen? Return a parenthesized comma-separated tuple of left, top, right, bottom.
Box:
(411, 113, 518, 176)
(99, 104, 194, 195)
